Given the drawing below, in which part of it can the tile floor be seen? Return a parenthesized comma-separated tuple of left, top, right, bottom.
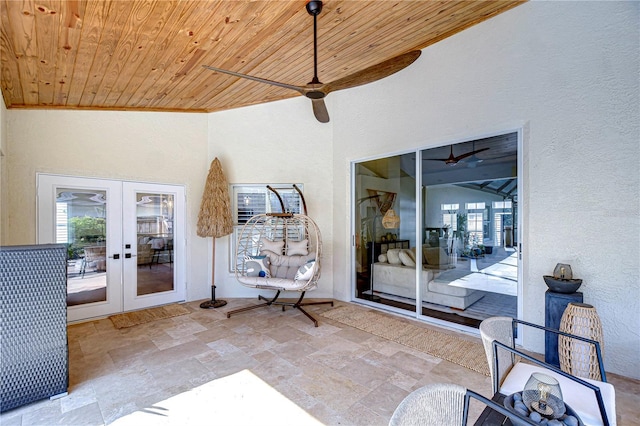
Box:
(1, 299, 639, 425)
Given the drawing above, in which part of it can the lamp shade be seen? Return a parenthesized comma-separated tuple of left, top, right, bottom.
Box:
(522, 372, 565, 419)
(382, 208, 400, 229)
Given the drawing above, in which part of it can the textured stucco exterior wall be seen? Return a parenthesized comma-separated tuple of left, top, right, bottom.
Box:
(330, 1, 639, 378)
(207, 97, 334, 299)
(4, 109, 211, 302)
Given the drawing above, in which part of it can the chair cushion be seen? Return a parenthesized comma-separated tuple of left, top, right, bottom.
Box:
(260, 238, 284, 254)
(286, 239, 309, 256)
(295, 260, 316, 281)
(423, 246, 449, 265)
(399, 250, 416, 267)
(500, 362, 616, 426)
(262, 251, 315, 279)
(244, 255, 271, 278)
(386, 249, 402, 265)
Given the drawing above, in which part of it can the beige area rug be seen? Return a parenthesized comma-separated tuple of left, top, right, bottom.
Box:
(109, 304, 190, 329)
(321, 304, 490, 376)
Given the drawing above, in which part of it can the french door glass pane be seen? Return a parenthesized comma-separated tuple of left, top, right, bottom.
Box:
(57, 188, 107, 307)
(136, 192, 174, 296)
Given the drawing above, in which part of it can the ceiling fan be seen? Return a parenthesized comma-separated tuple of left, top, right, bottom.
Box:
(424, 145, 490, 166)
(466, 141, 487, 168)
(202, 1, 421, 123)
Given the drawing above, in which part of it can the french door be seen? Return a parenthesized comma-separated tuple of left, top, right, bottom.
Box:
(37, 174, 185, 322)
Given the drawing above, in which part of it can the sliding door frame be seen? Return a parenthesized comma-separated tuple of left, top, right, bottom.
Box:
(350, 127, 524, 337)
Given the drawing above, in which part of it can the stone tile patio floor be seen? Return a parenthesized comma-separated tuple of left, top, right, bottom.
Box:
(1, 299, 638, 425)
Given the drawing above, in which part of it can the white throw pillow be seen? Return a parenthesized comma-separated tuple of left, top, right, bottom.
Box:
(399, 250, 416, 267)
(260, 238, 284, 254)
(244, 255, 271, 278)
(405, 249, 416, 264)
(286, 239, 308, 256)
(295, 260, 316, 281)
(378, 254, 388, 263)
(386, 249, 402, 265)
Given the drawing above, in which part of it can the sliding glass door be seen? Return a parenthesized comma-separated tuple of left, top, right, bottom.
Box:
(353, 154, 418, 312)
(38, 175, 185, 322)
(352, 132, 520, 328)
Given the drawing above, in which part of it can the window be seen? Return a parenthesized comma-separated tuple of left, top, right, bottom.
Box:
(492, 200, 513, 246)
(465, 202, 485, 210)
(492, 201, 512, 209)
(232, 184, 303, 224)
(441, 203, 459, 232)
(467, 212, 483, 246)
(441, 203, 459, 211)
(229, 184, 304, 271)
(56, 202, 68, 244)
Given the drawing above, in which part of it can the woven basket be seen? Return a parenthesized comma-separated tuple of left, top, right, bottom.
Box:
(558, 302, 604, 380)
(382, 208, 400, 229)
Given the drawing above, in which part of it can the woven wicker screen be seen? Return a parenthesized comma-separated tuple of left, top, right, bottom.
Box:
(558, 302, 605, 381)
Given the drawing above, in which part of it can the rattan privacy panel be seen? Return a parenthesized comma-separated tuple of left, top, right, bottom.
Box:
(1, 244, 68, 412)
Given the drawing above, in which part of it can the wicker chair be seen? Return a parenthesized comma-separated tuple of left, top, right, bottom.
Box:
(228, 213, 333, 326)
(479, 316, 616, 426)
(388, 383, 537, 426)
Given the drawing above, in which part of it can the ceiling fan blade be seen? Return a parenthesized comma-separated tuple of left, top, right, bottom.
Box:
(423, 158, 452, 162)
(311, 99, 330, 123)
(202, 65, 305, 95)
(454, 147, 490, 162)
(323, 50, 421, 94)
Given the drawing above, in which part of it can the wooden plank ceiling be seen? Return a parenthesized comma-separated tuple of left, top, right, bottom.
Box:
(0, 1, 525, 113)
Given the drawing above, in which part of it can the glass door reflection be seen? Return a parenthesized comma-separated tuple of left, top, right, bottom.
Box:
(353, 154, 417, 313)
(57, 188, 108, 307)
(135, 193, 174, 296)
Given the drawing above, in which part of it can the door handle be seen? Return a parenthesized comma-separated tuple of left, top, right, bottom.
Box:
(125, 253, 132, 259)
(111, 253, 120, 260)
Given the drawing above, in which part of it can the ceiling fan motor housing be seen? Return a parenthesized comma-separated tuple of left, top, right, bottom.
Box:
(306, 90, 325, 99)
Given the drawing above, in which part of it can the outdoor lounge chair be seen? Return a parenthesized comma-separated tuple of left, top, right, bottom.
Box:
(389, 382, 537, 426)
(479, 316, 616, 425)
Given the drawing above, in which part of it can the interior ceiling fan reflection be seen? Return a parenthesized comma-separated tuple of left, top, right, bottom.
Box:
(423, 145, 490, 166)
(202, 1, 421, 123)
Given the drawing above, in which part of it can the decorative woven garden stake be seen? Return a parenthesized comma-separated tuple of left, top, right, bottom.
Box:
(197, 158, 233, 308)
(558, 302, 605, 380)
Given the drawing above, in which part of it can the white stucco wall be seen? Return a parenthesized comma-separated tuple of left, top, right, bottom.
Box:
(206, 97, 334, 299)
(4, 109, 211, 302)
(330, 1, 639, 378)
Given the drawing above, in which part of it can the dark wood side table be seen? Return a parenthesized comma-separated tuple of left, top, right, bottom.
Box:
(545, 290, 583, 367)
(474, 393, 510, 425)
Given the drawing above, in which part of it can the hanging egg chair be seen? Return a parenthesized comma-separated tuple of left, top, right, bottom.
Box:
(227, 186, 333, 326)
